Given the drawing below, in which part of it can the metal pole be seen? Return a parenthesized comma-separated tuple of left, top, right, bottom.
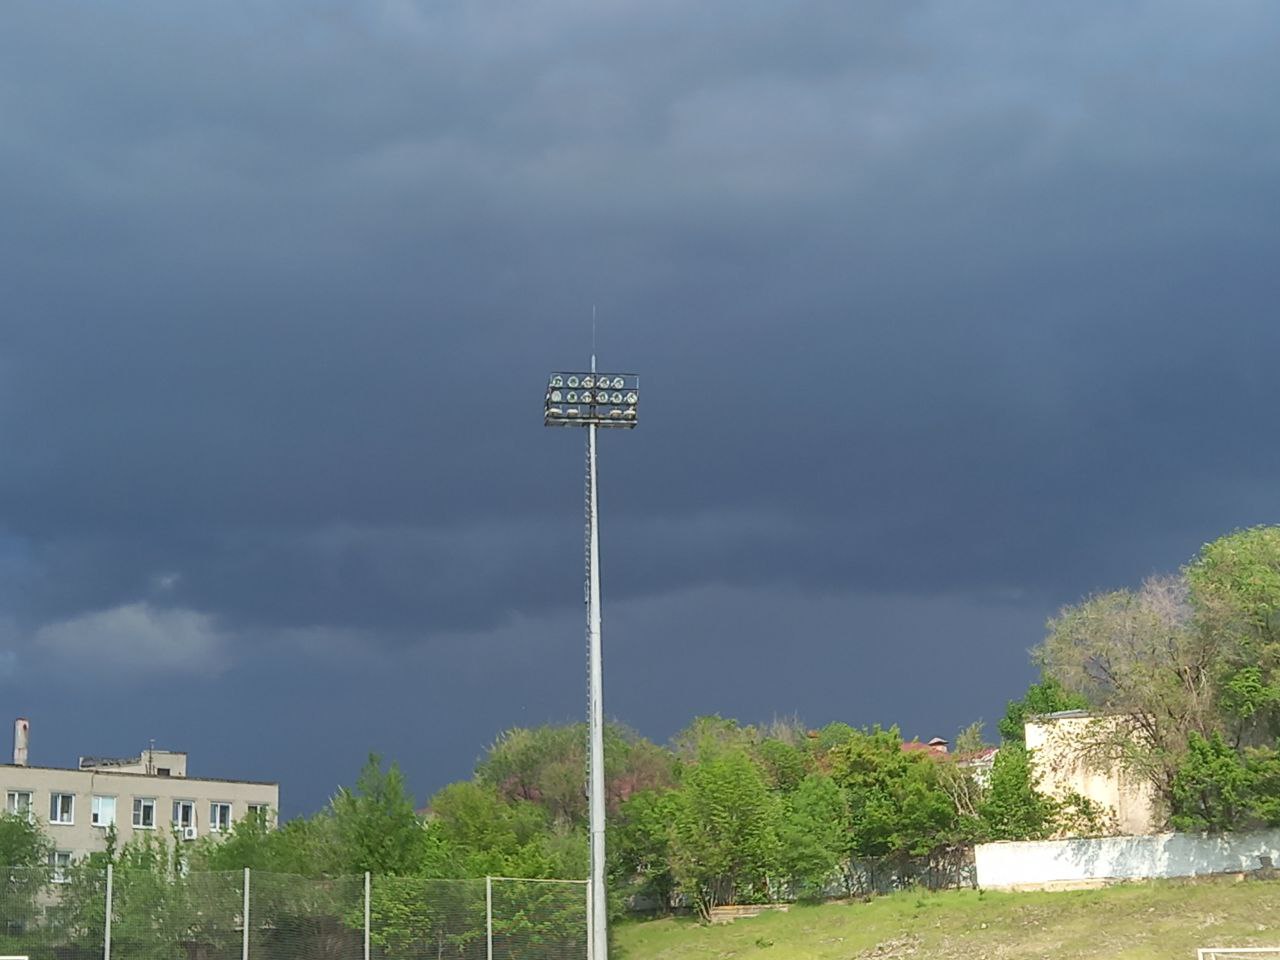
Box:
(364, 871, 371, 960)
(103, 863, 112, 960)
(585, 879, 593, 960)
(242, 867, 250, 960)
(485, 876, 494, 960)
(586, 420, 608, 960)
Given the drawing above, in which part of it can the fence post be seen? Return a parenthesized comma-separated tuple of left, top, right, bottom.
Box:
(364, 871, 371, 960)
(242, 867, 251, 960)
(103, 862, 112, 960)
(486, 876, 494, 960)
(585, 880, 592, 960)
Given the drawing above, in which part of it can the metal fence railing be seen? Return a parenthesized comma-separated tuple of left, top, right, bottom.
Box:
(0, 867, 587, 960)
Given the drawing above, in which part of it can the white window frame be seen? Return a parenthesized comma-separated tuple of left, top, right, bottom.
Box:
(6, 790, 33, 821)
(91, 794, 117, 828)
(49, 850, 72, 884)
(172, 799, 196, 830)
(246, 803, 269, 824)
(133, 796, 157, 829)
(50, 792, 75, 825)
(209, 802, 232, 832)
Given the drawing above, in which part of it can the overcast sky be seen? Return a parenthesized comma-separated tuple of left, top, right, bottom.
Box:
(2, 1, 1279, 815)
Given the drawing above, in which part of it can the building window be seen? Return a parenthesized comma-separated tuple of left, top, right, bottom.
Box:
(6, 791, 32, 820)
(49, 851, 72, 884)
(173, 800, 195, 830)
(156, 768, 171, 777)
(50, 793, 74, 825)
(133, 797, 156, 829)
(209, 802, 232, 832)
(246, 804, 269, 824)
(91, 795, 117, 828)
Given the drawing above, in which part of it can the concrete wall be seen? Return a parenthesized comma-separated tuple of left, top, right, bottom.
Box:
(975, 830, 1280, 890)
(1025, 714, 1159, 835)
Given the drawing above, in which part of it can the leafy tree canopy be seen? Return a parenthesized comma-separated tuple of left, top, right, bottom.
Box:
(1188, 526, 1280, 742)
(827, 726, 955, 859)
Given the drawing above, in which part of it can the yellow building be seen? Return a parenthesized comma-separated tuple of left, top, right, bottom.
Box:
(1, 718, 278, 878)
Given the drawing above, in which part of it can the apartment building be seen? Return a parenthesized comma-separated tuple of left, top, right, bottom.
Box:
(1, 718, 279, 877)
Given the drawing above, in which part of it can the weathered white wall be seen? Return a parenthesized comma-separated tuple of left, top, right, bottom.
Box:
(975, 830, 1280, 890)
(1025, 714, 1159, 835)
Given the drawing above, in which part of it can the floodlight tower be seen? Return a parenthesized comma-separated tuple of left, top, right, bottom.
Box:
(544, 363, 638, 960)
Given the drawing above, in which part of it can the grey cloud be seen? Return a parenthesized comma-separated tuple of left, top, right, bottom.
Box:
(1, 0, 1279, 807)
(32, 603, 229, 678)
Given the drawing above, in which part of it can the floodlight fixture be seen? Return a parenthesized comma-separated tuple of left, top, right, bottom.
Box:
(545, 372, 639, 429)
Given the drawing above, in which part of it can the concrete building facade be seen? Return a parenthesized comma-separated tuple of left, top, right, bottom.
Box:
(1025, 710, 1159, 835)
(1, 719, 278, 876)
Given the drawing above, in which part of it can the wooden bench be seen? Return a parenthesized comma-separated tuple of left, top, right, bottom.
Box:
(708, 904, 790, 924)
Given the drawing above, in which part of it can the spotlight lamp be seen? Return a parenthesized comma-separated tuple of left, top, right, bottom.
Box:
(545, 373, 639, 428)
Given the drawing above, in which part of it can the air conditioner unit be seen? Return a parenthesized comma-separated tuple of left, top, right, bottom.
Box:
(182, 826, 198, 841)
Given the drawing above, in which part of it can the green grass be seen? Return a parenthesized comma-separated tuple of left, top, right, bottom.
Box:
(616, 877, 1280, 959)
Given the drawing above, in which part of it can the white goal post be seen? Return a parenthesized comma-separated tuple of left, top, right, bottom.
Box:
(1198, 950, 1280, 959)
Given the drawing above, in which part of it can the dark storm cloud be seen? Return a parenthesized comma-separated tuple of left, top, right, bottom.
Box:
(2, 0, 1280, 808)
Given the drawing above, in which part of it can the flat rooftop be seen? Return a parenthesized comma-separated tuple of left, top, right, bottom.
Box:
(0, 762, 277, 788)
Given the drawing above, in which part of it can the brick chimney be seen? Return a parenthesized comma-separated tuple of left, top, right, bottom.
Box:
(13, 718, 29, 766)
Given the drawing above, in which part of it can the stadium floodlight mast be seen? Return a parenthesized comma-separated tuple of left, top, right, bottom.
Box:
(544, 361, 638, 960)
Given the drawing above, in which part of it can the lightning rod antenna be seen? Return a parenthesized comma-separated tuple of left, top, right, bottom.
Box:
(591, 304, 597, 373)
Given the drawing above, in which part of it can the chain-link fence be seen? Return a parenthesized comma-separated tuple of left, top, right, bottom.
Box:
(0, 867, 587, 960)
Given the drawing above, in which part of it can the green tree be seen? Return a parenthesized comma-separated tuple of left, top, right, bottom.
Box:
(776, 774, 847, 900)
(753, 738, 814, 793)
(998, 678, 1088, 745)
(1188, 526, 1280, 744)
(610, 789, 678, 911)
(1245, 746, 1280, 826)
(425, 781, 557, 878)
(57, 831, 236, 960)
(478, 723, 675, 828)
(1166, 732, 1280, 833)
(1169, 732, 1253, 832)
(1036, 575, 1220, 808)
(0, 811, 52, 868)
(978, 744, 1057, 841)
(369, 875, 486, 960)
(811, 722, 856, 756)
(478, 725, 583, 820)
(0, 813, 54, 954)
(828, 727, 955, 860)
(331, 753, 424, 875)
(953, 721, 989, 756)
(1029, 528, 1280, 830)
(671, 715, 757, 762)
(669, 749, 780, 920)
(193, 806, 339, 875)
